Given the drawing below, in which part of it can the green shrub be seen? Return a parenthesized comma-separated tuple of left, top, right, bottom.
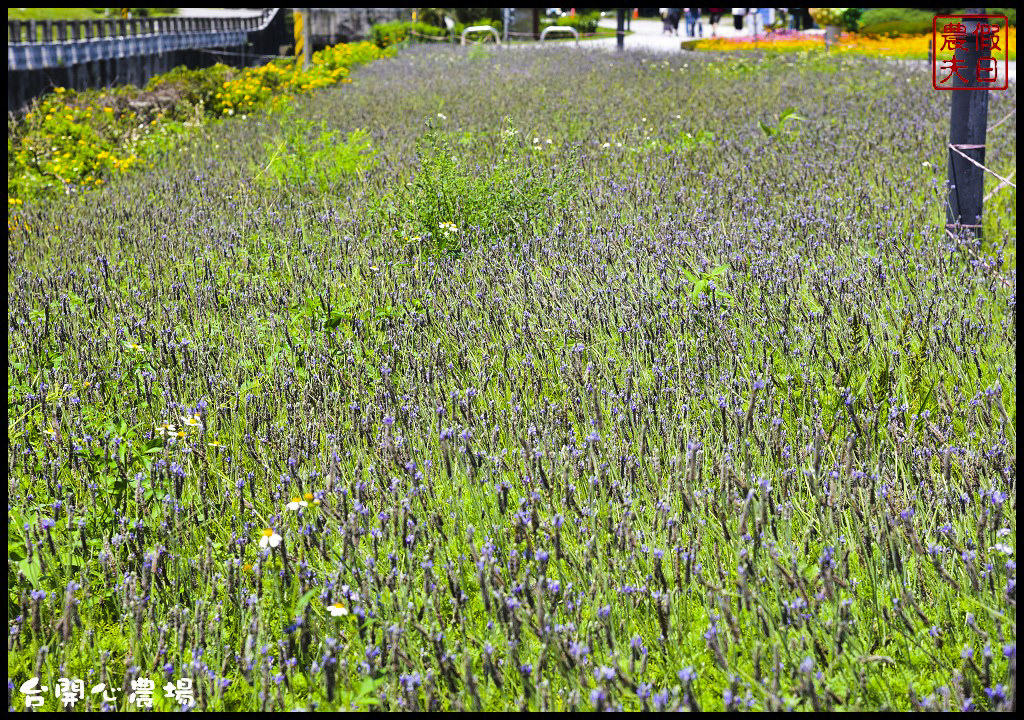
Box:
(453, 18, 503, 39)
(839, 8, 863, 32)
(415, 7, 447, 27)
(857, 8, 936, 37)
(451, 8, 495, 24)
(979, 7, 1016, 26)
(547, 11, 601, 35)
(370, 21, 448, 49)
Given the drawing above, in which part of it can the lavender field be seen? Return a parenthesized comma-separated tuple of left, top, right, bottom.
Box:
(7, 46, 1017, 711)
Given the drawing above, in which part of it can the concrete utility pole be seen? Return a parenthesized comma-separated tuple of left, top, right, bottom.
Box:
(946, 8, 990, 239)
(616, 9, 625, 50)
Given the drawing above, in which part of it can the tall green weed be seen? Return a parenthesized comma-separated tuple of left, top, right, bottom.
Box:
(381, 123, 580, 251)
(258, 107, 377, 193)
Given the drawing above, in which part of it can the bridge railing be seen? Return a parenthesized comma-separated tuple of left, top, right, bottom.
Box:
(7, 9, 287, 112)
(7, 12, 272, 44)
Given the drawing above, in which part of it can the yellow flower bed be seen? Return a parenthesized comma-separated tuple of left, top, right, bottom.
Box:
(695, 27, 1016, 61)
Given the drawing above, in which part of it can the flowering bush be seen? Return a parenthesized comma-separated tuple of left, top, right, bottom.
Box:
(8, 41, 393, 203)
(7, 89, 169, 199)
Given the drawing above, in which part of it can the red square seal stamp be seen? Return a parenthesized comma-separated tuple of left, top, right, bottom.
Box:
(933, 14, 1009, 90)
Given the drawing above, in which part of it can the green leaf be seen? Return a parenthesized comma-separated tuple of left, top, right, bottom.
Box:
(18, 556, 43, 589)
(294, 588, 318, 616)
(353, 675, 386, 707)
(325, 311, 344, 330)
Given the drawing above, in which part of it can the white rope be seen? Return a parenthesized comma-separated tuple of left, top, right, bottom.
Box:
(986, 108, 1015, 133)
(949, 144, 1016, 189)
(408, 30, 449, 41)
(983, 171, 1016, 202)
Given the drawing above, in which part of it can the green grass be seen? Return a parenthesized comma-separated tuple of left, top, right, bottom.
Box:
(7, 8, 178, 22)
(6, 46, 1016, 712)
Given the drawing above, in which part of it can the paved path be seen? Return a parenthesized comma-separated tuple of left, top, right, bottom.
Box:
(585, 16, 1016, 83)
(587, 15, 792, 51)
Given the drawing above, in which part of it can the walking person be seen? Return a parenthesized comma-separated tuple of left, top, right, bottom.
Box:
(707, 7, 725, 36)
(685, 7, 703, 37)
(732, 7, 747, 31)
(789, 8, 810, 31)
(668, 8, 682, 36)
(660, 7, 673, 35)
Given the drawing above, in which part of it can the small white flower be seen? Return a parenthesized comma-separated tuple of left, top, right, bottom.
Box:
(329, 603, 349, 617)
(533, 136, 540, 144)
(545, 138, 552, 144)
(258, 529, 282, 549)
(601, 142, 611, 149)
(182, 413, 202, 430)
(286, 496, 308, 511)
(437, 112, 447, 120)
(989, 543, 1013, 556)
(156, 422, 176, 437)
(922, 161, 932, 168)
